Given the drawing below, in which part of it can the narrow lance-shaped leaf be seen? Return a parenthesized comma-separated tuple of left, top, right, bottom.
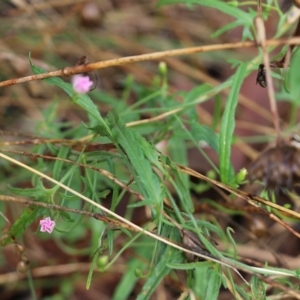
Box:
(219, 62, 247, 185)
(108, 111, 164, 206)
(1, 207, 45, 246)
(157, 0, 252, 24)
(136, 228, 182, 300)
(288, 48, 300, 102)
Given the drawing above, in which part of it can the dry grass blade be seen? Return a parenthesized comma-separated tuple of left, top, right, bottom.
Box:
(0, 149, 141, 199)
(178, 164, 300, 238)
(0, 195, 139, 233)
(0, 152, 250, 272)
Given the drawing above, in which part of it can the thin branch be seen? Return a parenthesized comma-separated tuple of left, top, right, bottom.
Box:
(1, 152, 295, 282)
(271, 18, 300, 68)
(0, 262, 98, 284)
(0, 195, 138, 232)
(255, 12, 281, 142)
(0, 149, 142, 199)
(0, 152, 245, 271)
(178, 164, 300, 238)
(1, 37, 300, 87)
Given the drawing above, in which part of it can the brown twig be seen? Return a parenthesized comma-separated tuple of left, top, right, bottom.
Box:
(255, 5, 281, 143)
(0, 262, 99, 285)
(178, 164, 300, 239)
(271, 17, 300, 68)
(1, 37, 300, 87)
(0, 194, 139, 234)
(0, 149, 142, 200)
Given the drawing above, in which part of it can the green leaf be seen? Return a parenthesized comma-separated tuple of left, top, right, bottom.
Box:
(219, 62, 247, 185)
(168, 134, 194, 213)
(8, 180, 52, 200)
(87, 221, 108, 289)
(86, 248, 101, 290)
(113, 237, 153, 300)
(204, 267, 222, 300)
(53, 146, 70, 180)
(167, 261, 212, 270)
(250, 276, 266, 300)
(157, 0, 252, 24)
(188, 106, 220, 154)
(107, 111, 164, 207)
(169, 133, 188, 166)
(226, 227, 237, 259)
(193, 263, 210, 298)
(235, 284, 251, 300)
(112, 258, 141, 300)
(190, 220, 223, 238)
(242, 25, 254, 41)
(107, 230, 115, 256)
(1, 207, 43, 246)
(211, 20, 244, 39)
(127, 199, 155, 208)
(288, 49, 300, 102)
(190, 123, 220, 153)
(136, 232, 182, 300)
(183, 85, 212, 104)
(171, 168, 194, 213)
(29, 55, 111, 134)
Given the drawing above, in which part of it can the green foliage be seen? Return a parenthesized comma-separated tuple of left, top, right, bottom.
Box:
(136, 228, 182, 300)
(251, 276, 266, 300)
(108, 111, 164, 208)
(30, 55, 111, 133)
(193, 264, 222, 300)
(1, 207, 44, 246)
(219, 62, 247, 186)
(1, 1, 299, 299)
(157, 0, 253, 24)
(287, 49, 300, 102)
(113, 237, 154, 300)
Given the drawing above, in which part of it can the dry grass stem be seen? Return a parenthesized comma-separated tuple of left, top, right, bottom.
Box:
(255, 14, 281, 142)
(0, 152, 244, 271)
(1, 37, 300, 87)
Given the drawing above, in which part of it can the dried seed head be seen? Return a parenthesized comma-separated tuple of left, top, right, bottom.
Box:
(14, 243, 25, 254)
(17, 259, 29, 273)
(248, 139, 300, 191)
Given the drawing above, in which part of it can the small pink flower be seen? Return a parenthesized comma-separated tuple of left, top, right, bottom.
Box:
(39, 217, 56, 234)
(71, 74, 93, 94)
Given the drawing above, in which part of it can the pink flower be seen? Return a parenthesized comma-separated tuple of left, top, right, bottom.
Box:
(71, 74, 93, 94)
(39, 217, 56, 234)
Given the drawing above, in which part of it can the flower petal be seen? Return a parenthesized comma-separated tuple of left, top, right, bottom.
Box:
(72, 75, 93, 94)
(39, 217, 56, 234)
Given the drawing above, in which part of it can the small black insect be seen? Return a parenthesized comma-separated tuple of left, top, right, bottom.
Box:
(256, 64, 267, 88)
